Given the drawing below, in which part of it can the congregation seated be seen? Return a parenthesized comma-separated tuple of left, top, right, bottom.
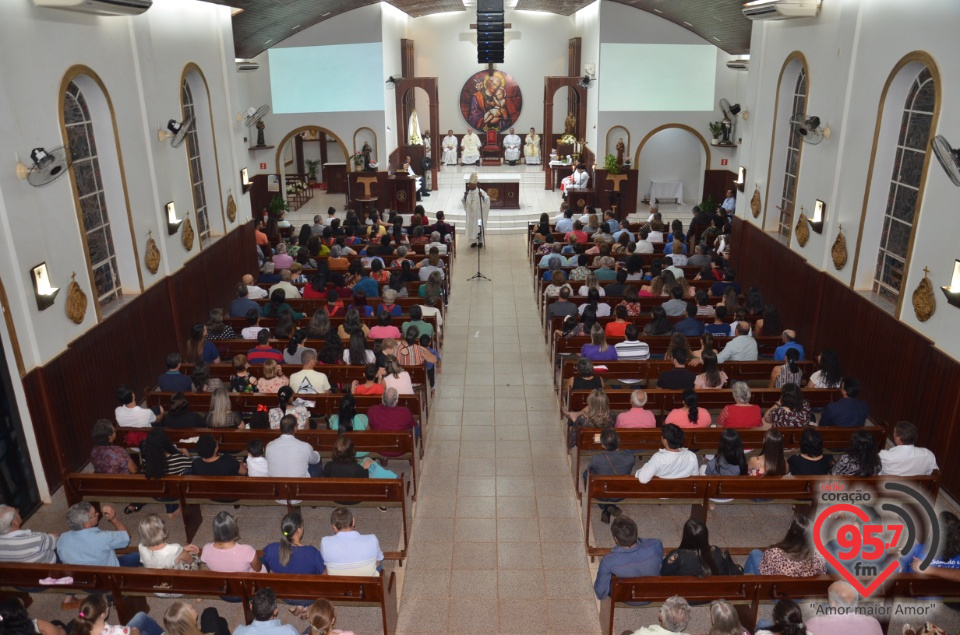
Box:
(201, 511, 261, 572)
(747, 429, 787, 476)
(715, 382, 762, 428)
(786, 427, 832, 475)
(57, 501, 139, 568)
(819, 376, 869, 427)
(660, 518, 737, 577)
(879, 420, 939, 476)
(138, 513, 199, 569)
(627, 595, 690, 635)
(635, 424, 699, 484)
(743, 513, 826, 577)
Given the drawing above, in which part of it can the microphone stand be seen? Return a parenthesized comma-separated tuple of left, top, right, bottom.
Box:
(467, 218, 490, 282)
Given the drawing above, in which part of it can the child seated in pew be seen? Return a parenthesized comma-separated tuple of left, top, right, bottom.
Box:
(246, 439, 269, 477)
(230, 355, 258, 393)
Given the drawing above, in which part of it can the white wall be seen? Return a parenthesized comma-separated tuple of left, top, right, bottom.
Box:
(575, 2, 601, 152)
(739, 0, 960, 361)
(0, 0, 246, 500)
(635, 128, 705, 205)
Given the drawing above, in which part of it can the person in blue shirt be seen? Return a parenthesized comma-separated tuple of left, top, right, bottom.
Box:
(419, 334, 440, 389)
(157, 352, 193, 393)
(233, 588, 300, 635)
(57, 502, 139, 568)
(819, 377, 869, 427)
(674, 302, 706, 337)
(352, 269, 379, 300)
(594, 515, 662, 599)
(773, 329, 805, 361)
(705, 306, 732, 336)
(261, 513, 325, 615)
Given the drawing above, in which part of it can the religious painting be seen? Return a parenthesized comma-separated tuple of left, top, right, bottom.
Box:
(459, 70, 522, 133)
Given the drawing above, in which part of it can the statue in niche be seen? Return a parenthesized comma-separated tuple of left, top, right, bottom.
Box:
(361, 141, 373, 171)
(616, 138, 625, 169)
(564, 112, 576, 137)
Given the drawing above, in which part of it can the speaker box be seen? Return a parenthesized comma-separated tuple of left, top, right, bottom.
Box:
(477, 8, 504, 64)
(477, 0, 503, 12)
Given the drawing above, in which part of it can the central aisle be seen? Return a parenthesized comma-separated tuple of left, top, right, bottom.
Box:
(395, 234, 601, 635)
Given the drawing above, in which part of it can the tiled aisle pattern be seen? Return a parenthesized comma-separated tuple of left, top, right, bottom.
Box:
(394, 233, 602, 635)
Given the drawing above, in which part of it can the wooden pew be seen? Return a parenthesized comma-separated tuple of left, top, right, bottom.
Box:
(221, 315, 439, 334)
(582, 473, 941, 559)
(0, 563, 398, 635)
(566, 387, 842, 413)
(554, 334, 784, 361)
(116, 427, 422, 499)
(62, 473, 411, 563)
(571, 426, 888, 497)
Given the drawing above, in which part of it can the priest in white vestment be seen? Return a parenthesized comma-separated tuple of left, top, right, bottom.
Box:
(441, 130, 459, 165)
(503, 128, 521, 166)
(524, 128, 541, 165)
(463, 173, 490, 248)
(461, 129, 481, 165)
(561, 164, 589, 199)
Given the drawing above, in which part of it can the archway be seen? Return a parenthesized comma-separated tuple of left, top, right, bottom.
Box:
(542, 77, 587, 190)
(274, 126, 351, 204)
(395, 78, 439, 188)
(634, 124, 710, 209)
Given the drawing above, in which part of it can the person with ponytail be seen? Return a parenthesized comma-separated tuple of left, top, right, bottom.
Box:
(753, 598, 810, 635)
(72, 594, 163, 635)
(267, 386, 310, 430)
(162, 601, 230, 635)
(306, 600, 354, 635)
(660, 518, 727, 578)
(261, 513, 325, 616)
(768, 347, 804, 388)
(664, 389, 711, 428)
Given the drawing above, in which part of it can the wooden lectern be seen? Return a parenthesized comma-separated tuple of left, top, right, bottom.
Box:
(388, 175, 417, 213)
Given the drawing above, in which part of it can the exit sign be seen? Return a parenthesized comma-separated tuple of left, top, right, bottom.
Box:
(720, 159, 728, 166)
(260, 162, 267, 169)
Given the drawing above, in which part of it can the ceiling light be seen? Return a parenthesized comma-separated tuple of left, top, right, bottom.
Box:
(683, 21, 692, 26)
(653, 8, 662, 12)
(713, 36, 721, 41)
(292, 24, 300, 29)
(264, 39, 272, 44)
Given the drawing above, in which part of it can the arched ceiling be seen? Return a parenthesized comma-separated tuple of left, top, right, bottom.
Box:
(206, 0, 751, 60)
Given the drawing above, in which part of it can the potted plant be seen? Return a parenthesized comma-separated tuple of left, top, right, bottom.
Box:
(351, 151, 364, 169)
(266, 195, 288, 219)
(709, 121, 723, 145)
(305, 159, 320, 184)
(603, 153, 620, 175)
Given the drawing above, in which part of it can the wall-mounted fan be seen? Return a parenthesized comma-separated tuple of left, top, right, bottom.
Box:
(932, 135, 960, 186)
(385, 76, 401, 89)
(793, 116, 831, 145)
(578, 75, 596, 89)
(719, 98, 747, 144)
(16, 146, 72, 187)
(238, 105, 270, 127)
(157, 118, 194, 148)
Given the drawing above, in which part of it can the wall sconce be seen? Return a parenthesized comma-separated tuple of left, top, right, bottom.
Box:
(30, 262, 60, 311)
(735, 166, 746, 192)
(807, 199, 825, 233)
(941, 260, 960, 308)
(241, 168, 251, 194)
(166, 201, 183, 235)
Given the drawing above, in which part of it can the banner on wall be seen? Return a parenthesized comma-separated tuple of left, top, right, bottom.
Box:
(459, 70, 522, 133)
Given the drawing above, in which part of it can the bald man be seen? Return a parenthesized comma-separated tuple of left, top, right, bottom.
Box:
(774, 329, 805, 361)
(242, 274, 268, 299)
(805, 581, 882, 635)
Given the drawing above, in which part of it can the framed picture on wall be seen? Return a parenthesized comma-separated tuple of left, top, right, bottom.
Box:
(267, 174, 280, 192)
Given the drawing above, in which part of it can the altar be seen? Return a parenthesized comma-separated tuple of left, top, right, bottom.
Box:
(463, 173, 520, 209)
(646, 180, 685, 205)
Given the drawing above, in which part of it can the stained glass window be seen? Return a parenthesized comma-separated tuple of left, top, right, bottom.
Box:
(182, 81, 210, 245)
(778, 68, 807, 240)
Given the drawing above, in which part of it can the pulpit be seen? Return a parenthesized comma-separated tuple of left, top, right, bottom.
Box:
(388, 174, 417, 213)
(348, 171, 386, 216)
(567, 190, 595, 215)
(481, 130, 501, 166)
(595, 169, 639, 221)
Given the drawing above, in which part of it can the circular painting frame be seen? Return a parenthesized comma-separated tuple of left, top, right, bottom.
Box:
(459, 70, 523, 133)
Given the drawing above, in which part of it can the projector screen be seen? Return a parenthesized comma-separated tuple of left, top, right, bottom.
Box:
(599, 43, 717, 111)
(269, 43, 385, 113)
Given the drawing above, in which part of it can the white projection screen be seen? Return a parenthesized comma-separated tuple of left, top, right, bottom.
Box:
(599, 43, 717, 111)
(269, 43, 385, 113)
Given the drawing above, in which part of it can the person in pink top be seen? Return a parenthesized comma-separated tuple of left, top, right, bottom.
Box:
(615, 390, 657, 428)
(199, 512, 261, 573)
(271, 243, 294, 270)
(369, 312, 402, 340)
(664, 389, 712, 428)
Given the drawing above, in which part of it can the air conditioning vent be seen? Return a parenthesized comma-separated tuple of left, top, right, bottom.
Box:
(743, 0, 820, 21)
(33, 0, 151, 16)
(236, 60, 260, 72)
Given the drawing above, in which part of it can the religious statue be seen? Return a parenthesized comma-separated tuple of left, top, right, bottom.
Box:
(616, 138, 625, 170)
(361, 141, 372, 171)
(564, 112, 576, 137)
(255, 119, 266, 147)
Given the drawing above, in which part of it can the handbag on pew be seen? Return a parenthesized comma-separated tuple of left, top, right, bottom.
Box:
(717, 549, 743, 576)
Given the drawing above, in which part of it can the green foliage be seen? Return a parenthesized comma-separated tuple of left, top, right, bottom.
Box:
(708, 121, 723, 138)
(267, 195, 289, 218)
(603, 153, 620, 175)
(699, 195, 718, 214)
(305, 160, 320, 182)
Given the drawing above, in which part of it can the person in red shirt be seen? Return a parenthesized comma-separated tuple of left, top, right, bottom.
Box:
(715, 381, 763, 428)
(325, 289, 345, 318)
(564, 220, 589, 244)
(352, 364, 385, 396)
(247, 330, 284, 365)
(605, 305, 630, 338)
(367, 388, 418, 438)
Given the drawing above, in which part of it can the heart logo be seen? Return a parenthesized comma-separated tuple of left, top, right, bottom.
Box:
(813, 503, 903, 597)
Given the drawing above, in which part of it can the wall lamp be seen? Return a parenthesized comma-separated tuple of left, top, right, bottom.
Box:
(166, 201, 183, 235)
(241, 168, 251, 194)
(735, 166, 746, 192)
(806, 199, 825, 233)
(941, 260, 960, 309)
(30, 262, 60, 311)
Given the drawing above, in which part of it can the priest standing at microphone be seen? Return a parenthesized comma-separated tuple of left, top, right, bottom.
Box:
(463, 173, 490, 249)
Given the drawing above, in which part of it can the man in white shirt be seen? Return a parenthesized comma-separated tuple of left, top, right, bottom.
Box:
(426, 232, 448, 254)
(268, 269, 301, 300)
(266, 415, 321, 478)
(323, 207, 338, 226)
(503, 128, 521, 165)
(418, 295, 444, 337)
(634, 229, 655, 254)
(615, 324, 650, 361)
(0, 505, 58, 563)
(636, 424, 699, 484)
(716, 322, 759, 363)
(720, 189, 736, 214)
(320, 507, 384, 577)
(879, 421, 939, 476)
(441, 130, 459, 165)
(289, 351, 331, 394)
(243, 273, 268, 300)
(629, 595, 690, 635)
(461, 129, 481, 165)
(115, 385, 161, 428)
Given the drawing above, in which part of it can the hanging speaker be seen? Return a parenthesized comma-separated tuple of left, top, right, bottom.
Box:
(477, 0, 504, 64)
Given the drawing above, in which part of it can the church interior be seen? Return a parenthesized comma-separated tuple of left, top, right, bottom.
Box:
(3, 0, 960, 633)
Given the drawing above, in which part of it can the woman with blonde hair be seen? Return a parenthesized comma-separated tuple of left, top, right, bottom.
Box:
(586, 213, 600, 235)
(580, 323, 618, 362)
(206, 386, 242, 428)
(307, 599, 355, 635)
(256, 359, 288, 394)
(138, 514, 199, 570)
(163, 601, 231, 635)
(562, 388, 614, 448)
(577, 271, 606, 297)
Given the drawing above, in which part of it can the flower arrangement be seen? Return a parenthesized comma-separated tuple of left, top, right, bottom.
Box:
(559, 134, 577, 145)
(352, 151, 364, 167)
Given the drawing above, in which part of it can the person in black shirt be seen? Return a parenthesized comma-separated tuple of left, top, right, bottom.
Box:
(162, 392, 206, 429)
(322, 436, 368, 479)
(567, 357, 604, 395)
(191, 434, 245, 476)
(787, 427, 833, 475)
(604, 269, 629, 298)
(661, 518, 727, 577)
(656, 349, 696, 390)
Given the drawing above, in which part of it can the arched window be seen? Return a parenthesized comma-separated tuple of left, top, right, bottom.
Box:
(873, 68, 934, 303)
(64, 81, 122, 312)
(181, 80, 210, 245)
(777, 68, 807, 240)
